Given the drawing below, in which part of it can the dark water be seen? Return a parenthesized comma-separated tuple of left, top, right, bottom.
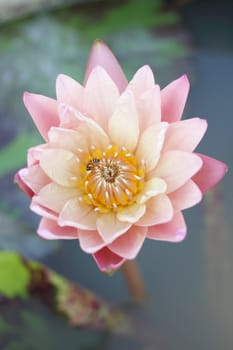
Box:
(0, 1, 232, 349)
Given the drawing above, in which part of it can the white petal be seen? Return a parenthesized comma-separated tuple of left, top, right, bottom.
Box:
(39, 148, 80, 187)
(59, 198, 98, 230)
(96, 213, 131, 244)
(58, 103, 109, 150)
(136, 122, 168, 172)
(108, 90, 139, 151)
(136, 177, 167, 204)
(136, 194, 173, 226)
(34, 183, 81, 213)
(117, 203, 146, 223)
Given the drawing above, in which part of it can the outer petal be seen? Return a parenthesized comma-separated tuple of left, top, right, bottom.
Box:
(84, 40, 128, 93)
(39, 149, 80, 187)
(192, 154, 227, 193)
(14, 171, 34, 198)
(154, 150, 203, 193)
(161, 75, 190, 123)
(34, 183, 81, 213)
(108, 226, 147, 259)
(23, 93, 59, 141)
(17, 165, 50, 195)
(38, 217, 78, 240)
(30, 200, 58, 221)
(96, 213, 131, 244)
(136, 194, 173, 226)
(78, 229, 105, 254)
(128, 65, 155, 97)
(84, 66, 119, 129)
(138, 85, 161, 129)
(163, 118, 208, 152)
(136, 122, 168, 172)
(147, 211, 186, 242)
(93, 247, 126, 273)
(108, 90, 139, 151)
(59, 198, 98, 230)
(56, 74, 84, 112)
(168, 180, 202, 210)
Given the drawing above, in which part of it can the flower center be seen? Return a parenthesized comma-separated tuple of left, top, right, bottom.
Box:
(82, 145, 144, 211)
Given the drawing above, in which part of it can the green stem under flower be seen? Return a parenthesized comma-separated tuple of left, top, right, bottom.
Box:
(122, 260, 147, 302)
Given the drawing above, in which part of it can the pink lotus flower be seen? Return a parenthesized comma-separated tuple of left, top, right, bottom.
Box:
(15, 41, 227, 273)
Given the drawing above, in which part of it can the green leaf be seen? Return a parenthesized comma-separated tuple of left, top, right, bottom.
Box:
(0, 251, 30, 298)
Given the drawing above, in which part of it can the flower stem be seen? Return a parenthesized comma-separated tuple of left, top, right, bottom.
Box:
(122, 260, 147, 302)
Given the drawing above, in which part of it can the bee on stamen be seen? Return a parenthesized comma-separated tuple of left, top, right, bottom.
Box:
(86, 158, 100, 171)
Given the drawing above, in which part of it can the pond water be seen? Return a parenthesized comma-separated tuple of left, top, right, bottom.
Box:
(0, 1, 232, 349)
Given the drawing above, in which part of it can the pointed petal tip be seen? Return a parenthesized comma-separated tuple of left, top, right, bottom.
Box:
(93, 247, 126, 273)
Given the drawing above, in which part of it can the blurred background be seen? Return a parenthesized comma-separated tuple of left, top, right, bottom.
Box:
(0, 0, 232, 349)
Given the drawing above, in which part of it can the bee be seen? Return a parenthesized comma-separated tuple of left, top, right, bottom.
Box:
(86, 158, 100, 171)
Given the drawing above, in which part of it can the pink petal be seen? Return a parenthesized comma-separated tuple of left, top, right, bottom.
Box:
(56, 74, 84, 111)
(39, 148, 80, 187)
(59, 198, 98, 230)
(14, 171, 34, 198)
(78, 229, 105, 254)
(30, 199, 58, 221)
(84, 66, 119, 129)
(38, 217, 78, 240)
(96, 213, 131, 244)
(108, 90, 139, 151)
(58, 104, 109, 150)
(192, 154, 227, 193)
(84, 40, 127, 93)
(128, 65, 155, 97)
(136, 194, 173, 226)
(154, 150, 203, 193)
(147, 211, 186, 242)
(48, 127, 88, 155)
(163, 118, 207, 152)
(161, 75, 190, 123)
(168, 180, 202, 210)
(136, 122, 168, 172)
(93, 247, 126, 273)
(23, 92, 59, 141)
(34, 183, 81, 213)
(17, 165, 50, 195)
(108, 226, 147, 259)
(138, 85, 161, 130)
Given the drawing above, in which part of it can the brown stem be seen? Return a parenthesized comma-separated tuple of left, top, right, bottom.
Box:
(122, 260, 147, 302)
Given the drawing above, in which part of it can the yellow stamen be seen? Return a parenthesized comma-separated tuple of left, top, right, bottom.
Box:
(80, 145, 144, 211)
